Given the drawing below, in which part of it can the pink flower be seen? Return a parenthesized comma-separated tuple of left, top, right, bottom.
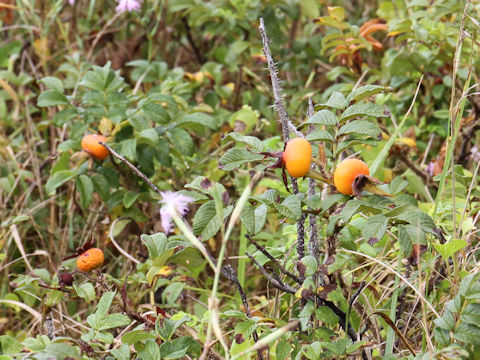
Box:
(68, 0, 75, 5)
(159, 191, 194, 234)
(115, 0, 141, 13)
(471, 146, 480, 162)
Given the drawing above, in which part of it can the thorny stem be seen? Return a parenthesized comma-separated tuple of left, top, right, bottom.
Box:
(307, 98, 320, 260)
(259, 18, 306, 260)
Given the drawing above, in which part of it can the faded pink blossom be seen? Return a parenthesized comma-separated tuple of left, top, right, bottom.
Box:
(471, 146, 480, 162)
(68, 0, 75, 5)
(159, 191, 194, 234)
(426, 161, 435, 177)
(115, 0, 141, 13)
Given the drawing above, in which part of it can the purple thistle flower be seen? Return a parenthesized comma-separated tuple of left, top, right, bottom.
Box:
(159, 191, 194, 234)
(115, 0, 141, 13)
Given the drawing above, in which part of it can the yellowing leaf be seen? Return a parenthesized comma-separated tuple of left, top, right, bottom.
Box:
(327, 6, 345, 22)
(157, 265, 173, 276)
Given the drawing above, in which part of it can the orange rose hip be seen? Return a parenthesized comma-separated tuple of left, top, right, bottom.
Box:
(81, 134, 109, 160)
(76, 248, 104, 272)
(282, 138, 312, 178)
(334, 158, 370, 195)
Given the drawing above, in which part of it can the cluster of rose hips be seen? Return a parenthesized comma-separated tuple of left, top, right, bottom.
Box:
(272, 137, 385, 197)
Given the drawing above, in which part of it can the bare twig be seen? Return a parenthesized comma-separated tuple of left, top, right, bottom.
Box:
(247, 236, 303, 284)
(307, 98, 320, 259)
(100, 142, 163, 197)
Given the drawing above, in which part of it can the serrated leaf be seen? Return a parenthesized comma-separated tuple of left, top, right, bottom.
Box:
(138, 340, 161, 360)
(275, 194, 302, 220)
(460, 273, 480, 300)
(169, 128, 194, 157)
(306, 129, 334, 142)
(121, 330, 157, 345)
(240, 203, 267, 234)
(73, 282, 96, 303)
(39, 76, 64, 93)
(96, 291, 116, 318)
(316, 91, 347, 110)
(301, 255, 318, 277)
(76, 175, 93, 209)
(303, 109, 337, 127)
(346, 85, 393, 103)
(218, 148, 263, 171)
(192, 201, 232, 240)
(223, 132, 263, 151)
(361, 214, 388, 243)
(460, 304, 480, 325)
(100, 313, 131, 330)
(178, 112, 216, 130)
(234, 319, 258, 339)
(398, 224, 425, 256)
(141, 233, 167, 259)
(453, 322, 480, 345)
(340, 102, 389, 122)
(45, 170, 74, 194)
(111, 343, 130, 360)
(37, 90, 69, 107)
(337, 120, 380, 138)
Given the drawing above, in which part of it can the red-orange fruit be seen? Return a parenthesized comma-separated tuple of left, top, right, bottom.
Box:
(81, 134, 109, 160)
(334, 158, 370, 195)
(282, 138, 312, 178)
(76, 248, 104, 272)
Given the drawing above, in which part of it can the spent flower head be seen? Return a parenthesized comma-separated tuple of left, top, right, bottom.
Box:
(115, 0, 141, 13)
(159, 191, 194, 234)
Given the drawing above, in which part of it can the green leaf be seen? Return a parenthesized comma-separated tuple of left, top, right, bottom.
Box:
(361, 214, 388, 243)
(161, 282, 186, 305)
(398, 224, 425, 256)
(240, 203, 267, 234)
(460, 304, 480, 325)
(111, 343, 130, 360)
(192, 201, 233, 240)
(316, 91, 347, 110)
(303, 109, 337, 127)
(76, 175, 94, 209)
(316, 306, 339, 326)
(121, 330, 157, 345)
(337, 120, 381, 138)
(453, 322, 480, 346)
(141, 233, 167, 259)
(169, 128, 194, 157)
(45, 343, 79, 359)
(37, 90, 69, 107)
(123, 191, 139, 209)
(219, 148, 263, 171)
(156, 315, 190, 342)
(340, 102, 389, 122)
(138, 340, 161, 360)
(73, 282, 96, 303)
(96, 291, 116, 317)
(159, 337, 193, 359)
(223, 132, 263, 151)
(432, 239, 467, 260)
(40, 76, 64, 93)
(45, 170, 74, 194)
(460, 273, 480, 300)
(275, 194, 302, 221)
(346, 85, 393, 103)
(0, 336, 22, 355)
(301, 255, 318, 277)
(100, 313, 131, 330)
(306, 129, 334, 142)
(276, 341, 291, 360)
(234, 319, 258, 339)
(178, 112, 217, 130)
(121, 138, 137, 161)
